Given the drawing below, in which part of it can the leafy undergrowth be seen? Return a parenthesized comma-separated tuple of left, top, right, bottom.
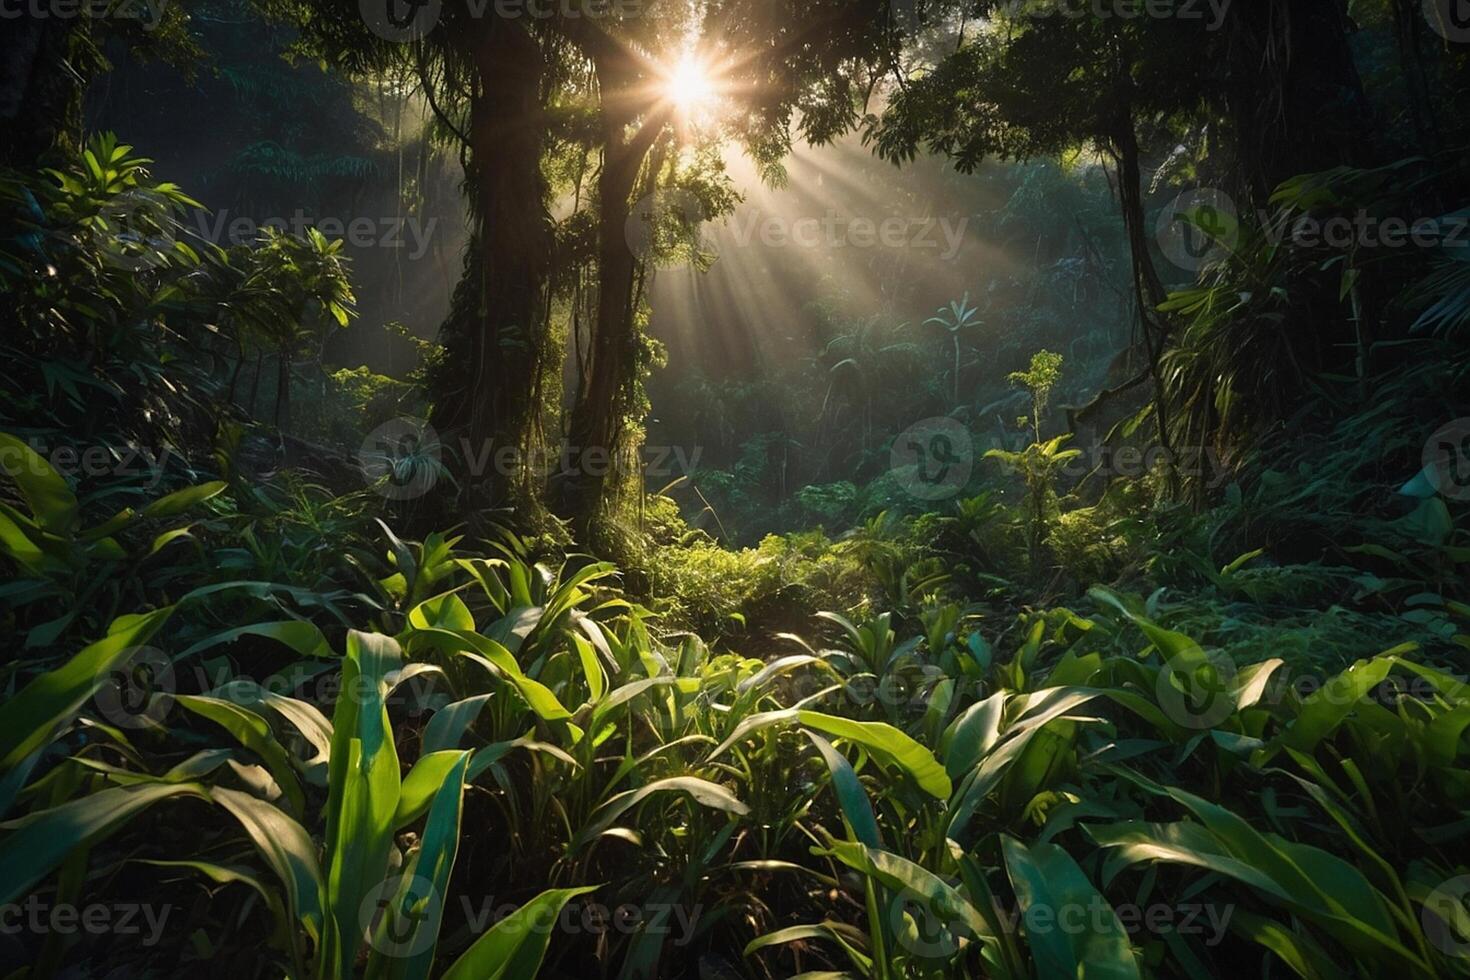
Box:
(3, 414, 1469, 978)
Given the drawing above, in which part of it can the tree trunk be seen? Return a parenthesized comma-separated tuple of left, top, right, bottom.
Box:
(248, 351, 264, 416)
(429, 21, 550, 499)
(1390, 0, 1442, 157)
(560, 37, 671, 529)
(274, 351, 291, 432)
(1106, 94, 1177, 486)
(0, 17, 83, 171)
(563, 120, 641, 525)
(1222, 0, 1377, 206)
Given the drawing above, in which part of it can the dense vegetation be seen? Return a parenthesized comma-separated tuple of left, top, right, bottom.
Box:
(2, 1, 1469, 977)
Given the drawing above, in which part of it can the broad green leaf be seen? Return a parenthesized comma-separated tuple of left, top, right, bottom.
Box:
(176, 695, 306, 813)
(140, 480, 227, 519)
(798, 711, 951, 799)
(1000, 836, 1139, 980)
(1275, 658, 1396, 755)
(707, 708, 799, 760)
(820, 837, 990, 942)
(213, 786, 325, 945)
(805, 731, 881, 847)
(394, 750, 470, 829)
(571, 633, 607, 702)
(368, 751, 471, 980)
(0, 607, 173, 771)
(410, 627, 570, 722)
(320, 631, 402, 980)
(940, 692, 1006, 779)
(0, 431, 78, 534)
(408, 592, 475, 632)
(440, 886, 600, 980)
(422, 694, 494, 754)
(571, 777, 749, 852)
(738, 654, 830, 694)
(0, 781, 208, 904)
(178, 621, 332, 661)
(0, 506, 47, 569)
(1228, 909, 1340, 980)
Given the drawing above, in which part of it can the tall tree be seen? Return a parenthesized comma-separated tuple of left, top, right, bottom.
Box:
(868, 3, 1210, 461)
(560, 0, 901, 530)
(557, 16, 678, 526)
(271, 1, 558, 501)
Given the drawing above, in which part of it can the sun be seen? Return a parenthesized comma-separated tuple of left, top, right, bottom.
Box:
(664, 54, 718, 116)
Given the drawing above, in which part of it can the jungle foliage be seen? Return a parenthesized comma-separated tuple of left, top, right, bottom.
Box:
(2, 0, 1470, 978)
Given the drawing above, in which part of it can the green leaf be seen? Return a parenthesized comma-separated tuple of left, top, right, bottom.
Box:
(798, 711, 952, 799)
(176, 695, 307, 814)
(820, 837, 990, 942)
(394, 751, 471, 829)
(439, 886, 600, 980)
(1087, 791, 1426, 974)
(571, 777, 749, 853)
(213, 786, 325, 947)
(410, 628, 571, 722)
(368, 751, 471, 980)
(1398, 466, 1440, 499)
(571, 634, 607, 703)
(0, 607, 173, 771)
(408, 592, 476, 632)
(1000, 836, 1139, 979)
(737, 654, 829, 694)
(422, 695, 494, 754)
(940, 692, 1006, 779)
(140, 481, 227, 519)
(320, 631, 402, 980)
(1228, 910, 1340, 980)
(178, 621, 333, 661)
(0, 431, 79, 534)
(1274, 658, 1395, 755)
(0, 506, 47, 570)
(1394, 497, 1453, 548)
(805, 731, 881, 847)
(707, 708, 799, 760)
(0, 782, 209, 904)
